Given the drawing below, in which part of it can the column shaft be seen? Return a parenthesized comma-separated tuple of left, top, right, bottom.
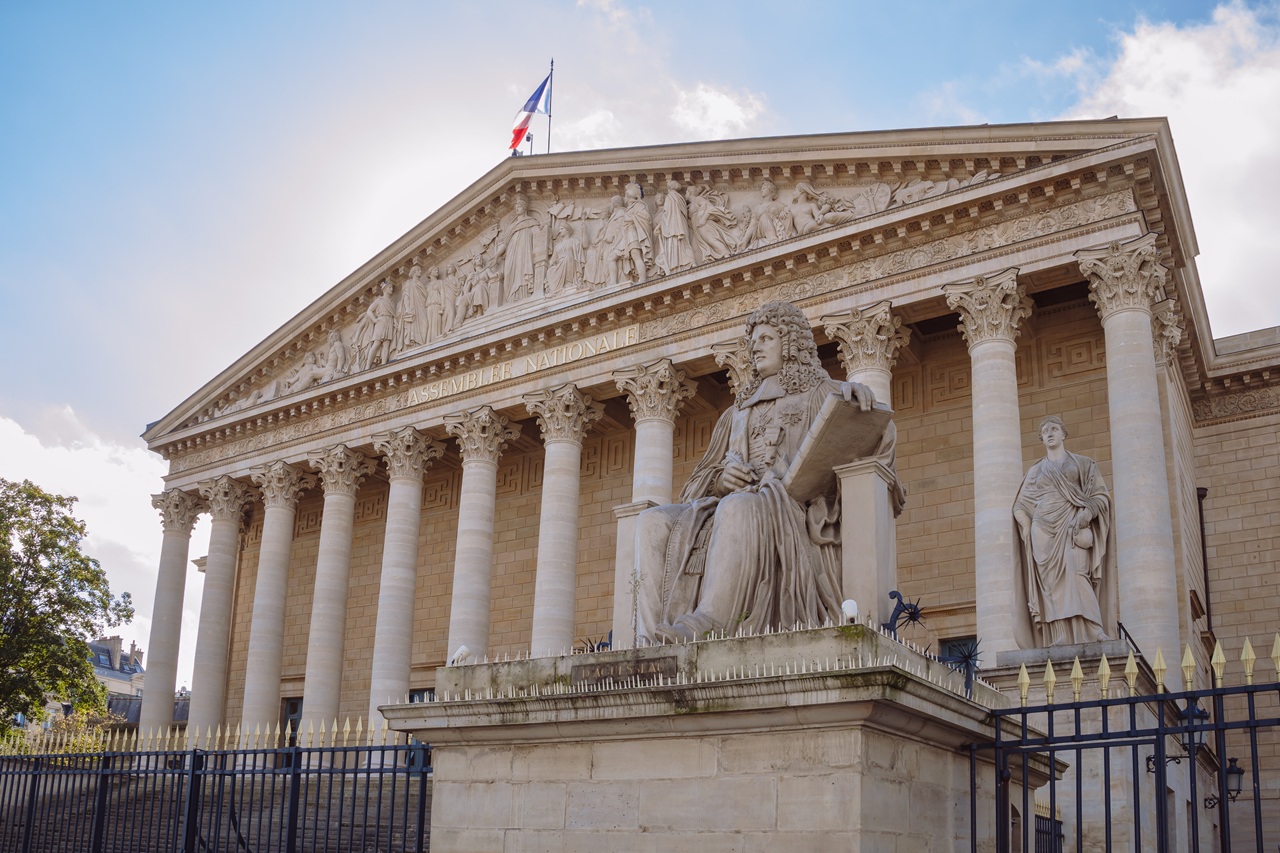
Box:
(301, 491, 356, 731)
(240, 502, 296, 735)
(446, 459, 498, 660)
(1103, 308, 1179, 658)
(968, 337, 1025, 653)
(632, 419, 676, 504)
(367, 476, 424, 725)
(530, 439, 585, 657)
(186, 515, 241, 736)
(139, 529, 194, 737)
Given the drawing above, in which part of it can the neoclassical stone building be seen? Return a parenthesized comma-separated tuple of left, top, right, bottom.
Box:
(139, 119, 1280, 755)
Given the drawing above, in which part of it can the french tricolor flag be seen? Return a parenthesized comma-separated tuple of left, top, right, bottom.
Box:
(510, 73, 552, 150)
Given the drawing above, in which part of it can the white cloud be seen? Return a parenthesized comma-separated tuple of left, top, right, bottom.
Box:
(1059, 2, 1280, 338)
(559, 108, 626, 150)
(0, 409, 208, 690)
(671, 83, 767, 140)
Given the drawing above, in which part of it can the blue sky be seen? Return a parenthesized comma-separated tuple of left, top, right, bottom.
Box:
(2, 0, 1278, 687)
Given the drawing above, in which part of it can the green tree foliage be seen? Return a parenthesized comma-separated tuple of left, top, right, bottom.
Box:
(0, 478, 134, 732)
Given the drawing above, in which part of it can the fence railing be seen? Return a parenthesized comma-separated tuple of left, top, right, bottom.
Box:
(0, 739, 431, 853)
(971, 636, 1280, 852)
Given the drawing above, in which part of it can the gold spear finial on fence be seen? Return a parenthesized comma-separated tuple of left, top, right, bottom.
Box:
(1070, 657, 1084, 702)
(306, 720, 315, 748)
(1125, 651, 1138, 697)
(1098, 656, 1112, 699)
(1241, 637, 1257, 685)
(1271, 633, 1280, 674)
(1181, 645, 1196, 691)
(1044, 660, 1058, 705)
(1153, 648, 1167, 692)
(342, 718, 351, 747)
(1211, 642, 1226, 688)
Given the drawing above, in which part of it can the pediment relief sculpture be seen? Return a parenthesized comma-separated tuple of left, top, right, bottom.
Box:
(189, 155, 1025, 426)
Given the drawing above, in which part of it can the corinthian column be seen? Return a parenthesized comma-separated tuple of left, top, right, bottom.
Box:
(187, 476, 254, 737)
(301, 444, 375, 733)
(610, 359, 696, 647)
(822, 301, 912, 625)
(822, 300, 911, 405)
(444, 407, 520, 663)
(140, 489, 204, 739)
(1078, 234, 1180, 661)
(614, 359, 696, 504)
(525, 384, 603, 658)
(367, 428, 443, 729)
(240, 461, 313, 737)
(944, 269, 1031, 656)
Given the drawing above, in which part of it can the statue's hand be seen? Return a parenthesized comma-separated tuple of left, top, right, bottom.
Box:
(1074, 508, 1092, 529)
(715, 461, 757, 496)
(841, 380, 876, 412)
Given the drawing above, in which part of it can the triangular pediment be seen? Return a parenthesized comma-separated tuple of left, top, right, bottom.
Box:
(145, 118, 1190, 452)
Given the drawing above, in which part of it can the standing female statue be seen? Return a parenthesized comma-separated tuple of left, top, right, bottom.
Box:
(1014, 416, 1113, 646)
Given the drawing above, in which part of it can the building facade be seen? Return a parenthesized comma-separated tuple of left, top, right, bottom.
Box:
(138, 120, 1277, 776)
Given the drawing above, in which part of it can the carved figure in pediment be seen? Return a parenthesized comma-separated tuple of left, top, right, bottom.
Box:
(792, 182, 880, 234)
(280, 351, 328, 395)
(685, 185, 738, 262)
(584, 195, 626, 289)
(440, 264, 462, 332)
(655, 180, 695, 276)
(613, 182, 653, 285)
(496, 194, 542, 304)
(545, 221, 584, 295)
(351, 279, 397, 371)
(321, 329, 349, 382)
(397, 264, 433, 351)
(731, 203, 755, 252)
(748, 180, 796, 249)
(891, 169, 994, 207)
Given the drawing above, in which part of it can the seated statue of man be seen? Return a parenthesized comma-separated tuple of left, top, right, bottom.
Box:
(635, 300, 899, 644)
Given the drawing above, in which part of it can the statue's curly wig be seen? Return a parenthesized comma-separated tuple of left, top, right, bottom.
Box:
(737, 301, 829, 405)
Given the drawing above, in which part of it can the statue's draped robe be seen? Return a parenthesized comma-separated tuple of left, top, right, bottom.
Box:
(1014, 450, 1112, 646)
(500, 214, 539, 302)
(642, 375, 847, 639)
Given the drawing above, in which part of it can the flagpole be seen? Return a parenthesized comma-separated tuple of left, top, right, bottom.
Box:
(546, 58, 554, 155)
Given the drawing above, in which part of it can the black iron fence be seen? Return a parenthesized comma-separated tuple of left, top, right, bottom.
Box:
(0, 740, 431, 853)
(970, 643, 1280, 852)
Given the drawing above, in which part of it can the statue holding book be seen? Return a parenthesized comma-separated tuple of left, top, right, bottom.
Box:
(635, 300, 899, 643)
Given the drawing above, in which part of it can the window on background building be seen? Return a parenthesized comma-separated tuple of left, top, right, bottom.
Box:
(408, 688, 435, 703)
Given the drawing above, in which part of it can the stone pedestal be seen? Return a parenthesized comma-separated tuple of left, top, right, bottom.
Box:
(835, 459, 898, 627)
(384, 628, 1031, 853)
(610, 499, 658, 650)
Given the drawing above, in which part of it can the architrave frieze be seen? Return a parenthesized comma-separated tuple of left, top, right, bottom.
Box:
(151, 132, 1170, 447)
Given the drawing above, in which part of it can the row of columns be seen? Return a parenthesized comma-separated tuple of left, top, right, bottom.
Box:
(139, 232, 1183, 737)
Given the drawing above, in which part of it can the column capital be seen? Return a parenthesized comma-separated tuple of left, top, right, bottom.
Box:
(307, 444, 376, 496)
(711, 337, 752, 396)
(250, 461, 315, 509)
(151, 488, 204, 534)
(445, 405, 520, 465)
(1152, 298, 1184, 366)
(821, 300, 912, 376)
(943, 268, 1031, 347)
(1077, 233, 1167, 321)
(197, 476, 255, 522)
(372, 426, 445, 481)
(524, 383, 603, 444)
(613, 359, 696, 424)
